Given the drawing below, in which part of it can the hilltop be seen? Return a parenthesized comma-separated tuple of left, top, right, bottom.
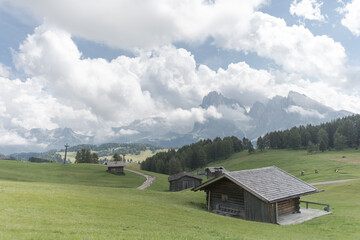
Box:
(1, 149, 360, 239)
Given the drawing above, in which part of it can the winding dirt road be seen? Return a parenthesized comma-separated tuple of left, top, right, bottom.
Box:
(310, 179, 357, 186)
(125, 168, 156, 190)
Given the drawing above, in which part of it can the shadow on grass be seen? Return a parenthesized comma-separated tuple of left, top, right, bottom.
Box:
(187, 201, 207, 210)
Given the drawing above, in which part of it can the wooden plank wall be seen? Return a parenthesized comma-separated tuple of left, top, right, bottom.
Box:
(206, 178, 245, 215)
(277, 197, 300, 216)
(244, 191, 276, 224)
(109, 167, 124, 173)
(169, 176, 202, 191)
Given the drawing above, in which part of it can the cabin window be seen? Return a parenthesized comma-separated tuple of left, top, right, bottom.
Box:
(221, 194, 228, 202)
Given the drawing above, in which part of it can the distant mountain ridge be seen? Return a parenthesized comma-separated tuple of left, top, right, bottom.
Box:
(0, 128, 94, 155)
(1, 91, 354, 155)
(109, 91, 352, 148)
(200, 91, 245, 110)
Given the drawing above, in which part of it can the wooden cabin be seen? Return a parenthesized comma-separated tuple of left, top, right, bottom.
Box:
(205, 166, 227, 179)
(168, 172, 203, 191)
(107, 161, 125, 174)
(192, 166, 319, 224)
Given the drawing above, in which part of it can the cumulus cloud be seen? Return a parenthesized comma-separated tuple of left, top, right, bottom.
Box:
(339, 0, 360, 36)
(2, 0, 265, 49)
(2, 0, 346, 82)
(290, 0, 325, 21)
(286, 105, 325, 118)
(216, 12, 346, 80)
(0, 126, 30, 146)
(0, 76, 98, 134)
(118, 129, 139, 135)
(0, 16, 359, 149)
(14, 25, 157, 127)
(0, 63, 11, 78)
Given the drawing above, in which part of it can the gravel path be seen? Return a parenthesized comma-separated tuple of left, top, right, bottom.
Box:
(310, 179, 357, 186)
(124, 168, 156, 190)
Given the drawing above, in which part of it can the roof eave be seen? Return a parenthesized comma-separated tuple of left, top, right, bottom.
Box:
(268, 189, 321, 203)
(191, 173, 269, 202)
(191, 174, 227, 191)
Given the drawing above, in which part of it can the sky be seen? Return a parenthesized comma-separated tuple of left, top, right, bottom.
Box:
(1, 0, 360, 146)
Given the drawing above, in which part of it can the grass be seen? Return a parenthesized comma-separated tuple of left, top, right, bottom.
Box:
(0, 160, 145, 188)
(0, 178, 359, 239)
(1, 149, 360, 239)
(132, 168, 170, 191)
(210, 149, 360, 183)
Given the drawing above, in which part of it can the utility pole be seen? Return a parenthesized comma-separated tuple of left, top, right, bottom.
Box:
(122, 154, 126, 162)
(64, 144, 69, 164)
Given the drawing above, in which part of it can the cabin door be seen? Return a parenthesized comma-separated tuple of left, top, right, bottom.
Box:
(183, 180, 192, 189)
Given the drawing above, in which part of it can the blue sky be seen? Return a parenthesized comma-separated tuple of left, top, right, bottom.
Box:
(1, 0, 360, 146)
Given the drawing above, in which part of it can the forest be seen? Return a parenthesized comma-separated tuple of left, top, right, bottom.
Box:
(141, 136, 253, 174)
(260, 115, 360, 151)
(142, 115, 360, 175)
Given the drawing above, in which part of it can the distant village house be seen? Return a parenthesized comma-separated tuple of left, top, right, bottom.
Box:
(168, 172, 203, 191)
(107, 161, 125, 174)
(193, 166, 327, 224)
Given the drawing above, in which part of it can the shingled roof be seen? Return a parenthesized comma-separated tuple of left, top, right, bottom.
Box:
(168, 172, 203, 182)
(193, 166, 318, 203)
(107, 161, 125, 167)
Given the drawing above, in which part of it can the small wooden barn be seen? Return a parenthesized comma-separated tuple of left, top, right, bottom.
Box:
(107, 161, 125, 174)
(168, 172, 203, 191)
(192, 166, 320, 224)
(205, 166, 227, 179)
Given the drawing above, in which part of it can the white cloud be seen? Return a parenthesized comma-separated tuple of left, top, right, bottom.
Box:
(0, 76, 98, 132)
(340, 0, 360, 36)
(118, 129, 139, 135)
(0, 127, 30, 146)
(2, 0, 346, 82)
(2, 0, 265, 49)
(0, 19, 359, 149)
(215, 12, 346, 80)
(164, 106, 222, 133)
(290, 0, 325, 21)
(286, 105, 325, 118)
(14, 25, 158, 127)
(0, 63, 11, 78)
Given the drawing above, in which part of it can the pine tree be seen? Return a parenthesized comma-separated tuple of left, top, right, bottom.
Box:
(307, 141, 317, 154)
(319, 140, 326, 152)
(248, 142, 255, 154)
(257, 136, 265, 151)
(112, 153, 122, 162)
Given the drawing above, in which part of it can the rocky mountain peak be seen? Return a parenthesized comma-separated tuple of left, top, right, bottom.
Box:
(200, 91, 245, 110)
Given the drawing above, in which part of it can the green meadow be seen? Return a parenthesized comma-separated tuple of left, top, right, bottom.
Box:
(0, 160, 144, 188)
(211, 149, 360, 182)
(0, 149, 360, 239)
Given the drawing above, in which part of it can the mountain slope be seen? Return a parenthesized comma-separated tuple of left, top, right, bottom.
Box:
(2, 91, 353, 154)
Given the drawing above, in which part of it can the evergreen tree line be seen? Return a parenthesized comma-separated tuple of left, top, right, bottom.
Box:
(259, 115, 360, 151)
(141, 136, 254, 175)
(75, 149, 99, 164)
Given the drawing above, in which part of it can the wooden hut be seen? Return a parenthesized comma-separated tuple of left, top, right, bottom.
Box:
(192, 166, 320, 224)
(168, 172, 203, 191)
(107, 161, 125, 174)
(205, 166, 227, 179)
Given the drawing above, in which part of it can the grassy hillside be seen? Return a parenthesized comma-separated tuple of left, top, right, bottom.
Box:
(210, 149, 360, 182)
(0, 160, 145, 188)
(0, 178, 359, 239)
(1, 149, 360, 239)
